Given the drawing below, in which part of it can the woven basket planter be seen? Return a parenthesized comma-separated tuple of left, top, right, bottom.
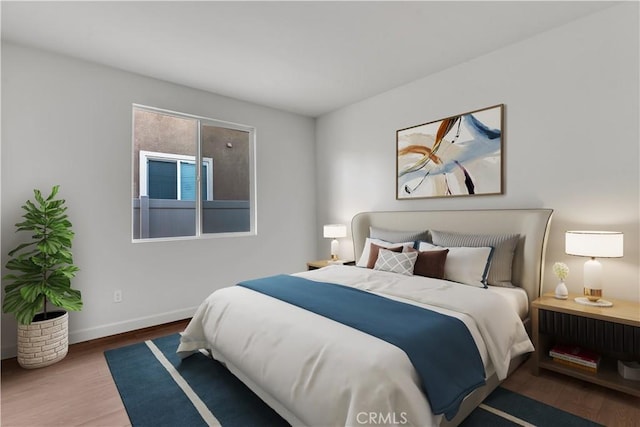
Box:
(17, 311, 69, 369)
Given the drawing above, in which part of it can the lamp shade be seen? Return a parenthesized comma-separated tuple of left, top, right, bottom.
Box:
(323, 224, 347, 239)
(565, 231, 623, 258)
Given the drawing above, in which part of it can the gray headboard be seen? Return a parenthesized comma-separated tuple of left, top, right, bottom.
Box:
(351, 209, 553, 303)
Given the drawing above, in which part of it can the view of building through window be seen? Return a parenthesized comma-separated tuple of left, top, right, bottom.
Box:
(132, 106, 254, 240)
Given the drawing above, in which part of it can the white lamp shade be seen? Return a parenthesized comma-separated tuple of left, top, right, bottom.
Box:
(323, 224, 347, 239)
(565, 231, 623, 258)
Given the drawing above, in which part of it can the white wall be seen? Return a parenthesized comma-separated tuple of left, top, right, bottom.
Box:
(1, 43, 317, 358)
(316, 4, 639, 302)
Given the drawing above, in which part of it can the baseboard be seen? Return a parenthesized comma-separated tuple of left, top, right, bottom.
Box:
(1, 307, 196, 359)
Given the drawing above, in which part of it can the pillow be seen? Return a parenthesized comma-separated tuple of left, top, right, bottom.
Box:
(413, 249, 449, 279)
(369, 226, 430, 243)
(356, 238, 415, 267)
(373, 248, 418, 276)
(418, 242, 493, 288)
(367, 243, 403, 269)
(431, 230, 519, 287)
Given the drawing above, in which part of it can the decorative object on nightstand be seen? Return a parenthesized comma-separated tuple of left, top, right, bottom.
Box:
(565, 230, 623, 306)
(618, 360, 640, 381)
(323, 224, 347, 261)
(549, 343, 601, 373)
(552, 262, 569, 300)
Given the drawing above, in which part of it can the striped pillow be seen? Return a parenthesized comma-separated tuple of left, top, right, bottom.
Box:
(430, 230, 520, 287)
(370, 227, 430, 243)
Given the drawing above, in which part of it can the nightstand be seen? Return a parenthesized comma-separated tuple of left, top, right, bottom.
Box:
(306, 260, 355, 270)
(531, 293, 640, 397)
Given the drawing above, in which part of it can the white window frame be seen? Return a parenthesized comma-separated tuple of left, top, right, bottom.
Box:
(139, 150, 214, 200)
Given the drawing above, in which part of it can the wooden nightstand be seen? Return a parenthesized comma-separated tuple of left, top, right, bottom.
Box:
(531, 293, 640, 397)
(306, 260, 355, 270)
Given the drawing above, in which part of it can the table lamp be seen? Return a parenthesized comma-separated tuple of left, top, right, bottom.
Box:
(323, 224, 347, 261)
(565, 230, 623, 306)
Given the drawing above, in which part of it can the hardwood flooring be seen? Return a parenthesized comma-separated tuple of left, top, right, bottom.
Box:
(1, 319, 189, 427)
(2, 320, 639, 426)
(502, 358, 640, 427)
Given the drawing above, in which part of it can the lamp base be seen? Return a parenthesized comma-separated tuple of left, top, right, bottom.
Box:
(574, 297, 613, 307)
(330, 239, 340, 261)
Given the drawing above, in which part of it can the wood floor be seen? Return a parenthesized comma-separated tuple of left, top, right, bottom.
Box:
(1, 319, 189, 427)
(2, 320, 639, 427)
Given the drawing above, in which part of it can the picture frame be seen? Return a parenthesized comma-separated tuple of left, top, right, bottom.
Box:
(396, 104, 504, 200)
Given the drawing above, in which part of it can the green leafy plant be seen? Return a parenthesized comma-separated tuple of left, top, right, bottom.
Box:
(3, 186, 82, 325)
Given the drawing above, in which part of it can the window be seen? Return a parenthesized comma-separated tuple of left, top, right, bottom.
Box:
(140, 151, 213, 201)
(132, 106, 255, 240)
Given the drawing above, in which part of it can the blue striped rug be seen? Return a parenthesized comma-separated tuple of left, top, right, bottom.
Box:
(104, 334, 602, 427)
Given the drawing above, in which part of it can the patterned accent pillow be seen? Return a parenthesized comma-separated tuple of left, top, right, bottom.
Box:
(373, 248, 418, 276)
(356, 238, 415, 267)
(367, 243, 403, 269)
(430, 230, 519, 287)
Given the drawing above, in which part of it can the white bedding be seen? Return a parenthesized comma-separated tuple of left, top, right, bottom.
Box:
(178, 265, 533, 427)
(487, 286, 530, 321)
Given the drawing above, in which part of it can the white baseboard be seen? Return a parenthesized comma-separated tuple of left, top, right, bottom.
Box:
(1, 307, 197, 360)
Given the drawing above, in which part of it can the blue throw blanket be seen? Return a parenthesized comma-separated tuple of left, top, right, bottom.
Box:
(238, 274, 485, 420)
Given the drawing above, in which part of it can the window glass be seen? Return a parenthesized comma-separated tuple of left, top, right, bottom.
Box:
(180, 162, 196, 201)
(148, 160, 178, 200)
(132, 106, 255, 241)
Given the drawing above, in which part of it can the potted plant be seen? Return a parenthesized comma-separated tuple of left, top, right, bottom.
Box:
(2, 185, 82, 368)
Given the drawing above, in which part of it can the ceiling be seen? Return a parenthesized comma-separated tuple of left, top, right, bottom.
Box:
(1, 1, 617, 117)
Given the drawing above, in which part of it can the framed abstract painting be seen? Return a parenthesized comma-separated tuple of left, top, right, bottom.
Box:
(396, 104, 504, 200)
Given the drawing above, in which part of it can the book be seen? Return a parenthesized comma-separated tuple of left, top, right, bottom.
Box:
(552, 357, 598, 373)
(549, 344, 601, 368)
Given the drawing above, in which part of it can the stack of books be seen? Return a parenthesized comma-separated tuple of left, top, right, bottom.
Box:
(549, 344, 601, 373)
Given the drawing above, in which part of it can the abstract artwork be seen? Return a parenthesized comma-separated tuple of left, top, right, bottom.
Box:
(397, 104, 503, 199)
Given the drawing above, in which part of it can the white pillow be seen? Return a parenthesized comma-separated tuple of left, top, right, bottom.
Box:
(356, 238, 415, 267)
(373, 248, 418, 276)
(418, 241, 494, 288)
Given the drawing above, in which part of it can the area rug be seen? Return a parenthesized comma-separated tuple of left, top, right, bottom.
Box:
(105, 334, 602, 427)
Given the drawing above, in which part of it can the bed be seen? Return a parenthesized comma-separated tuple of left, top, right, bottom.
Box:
(178, 208, 553, 426)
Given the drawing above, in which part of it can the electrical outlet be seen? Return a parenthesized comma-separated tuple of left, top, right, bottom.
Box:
(113, 290, 123, 303)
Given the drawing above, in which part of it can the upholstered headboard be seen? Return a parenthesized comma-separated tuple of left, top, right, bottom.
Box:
(351, 209, 553, 303)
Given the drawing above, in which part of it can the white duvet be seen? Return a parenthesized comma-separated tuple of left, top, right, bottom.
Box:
(177, 265, 533, 426)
